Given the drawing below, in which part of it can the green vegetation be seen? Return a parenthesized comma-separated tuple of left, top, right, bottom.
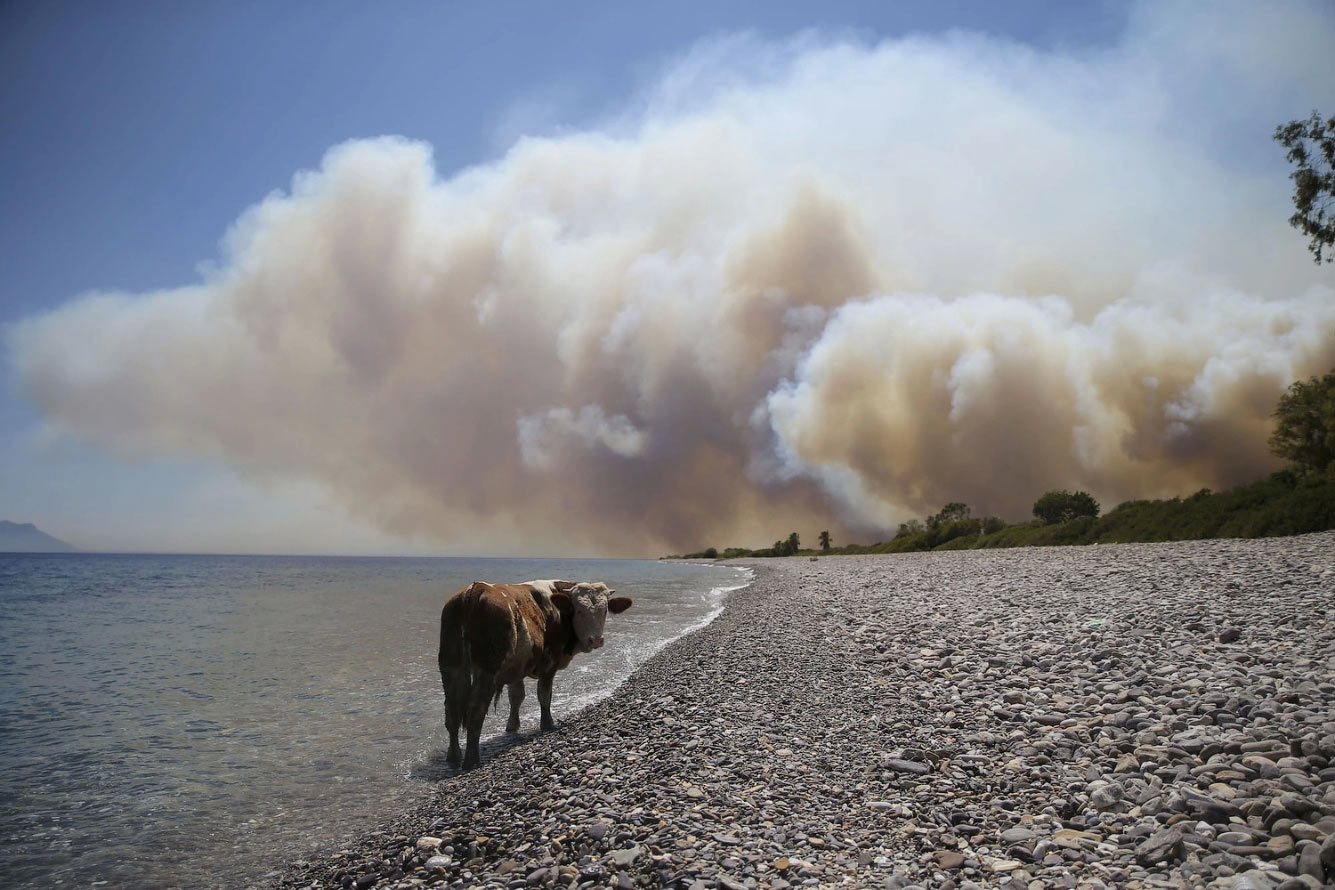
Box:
(1269, 370, 1335, 474)
(1032, 489, 1100, 524)
(669, 470, 1334, 560)
(664, 371, 1335, 560)
(1275, 110, 1335, 263)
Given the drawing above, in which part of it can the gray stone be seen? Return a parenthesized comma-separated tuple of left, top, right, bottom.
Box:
(1090, 782, 1126, 810)
(1320, 833, 1335, 876)
(1289, 823, 1324, 842)
(1297, 842, 1325, 882)
(933, 850, 965, 869)
(1219, 831, 1257, 846)
(1182, 790, 1241, 824)
(1280, 792, 1321, 817)
(999, 827, 1036, 845)
(1229, 873, 1286, 890)
(1136, 825, 1183, 867)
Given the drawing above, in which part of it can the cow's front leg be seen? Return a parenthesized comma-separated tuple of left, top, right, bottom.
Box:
(537, 672, 556, 731)
(463, 672, 494, 770)
(506, 681, 524, 733)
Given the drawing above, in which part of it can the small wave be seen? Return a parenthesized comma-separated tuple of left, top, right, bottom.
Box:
(639, 579, 750, 663)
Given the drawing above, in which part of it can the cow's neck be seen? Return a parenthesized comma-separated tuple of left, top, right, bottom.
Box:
(550, 593, 582, 665)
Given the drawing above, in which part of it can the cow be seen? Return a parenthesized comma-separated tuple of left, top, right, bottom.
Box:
(437, 578, 633, 769)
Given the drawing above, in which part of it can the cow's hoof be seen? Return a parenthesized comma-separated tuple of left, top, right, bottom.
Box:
(505, 720, 520, 733)
(446, 747, 461, 764)
(462, 759, 479, 771)
(540, 720, 557, 732)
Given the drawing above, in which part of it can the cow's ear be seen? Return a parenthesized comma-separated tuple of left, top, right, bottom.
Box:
(607, 596, 632, 614)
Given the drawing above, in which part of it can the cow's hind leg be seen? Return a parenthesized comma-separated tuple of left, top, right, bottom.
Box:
(463, 670, 494, 770)
(506, 681, 524, 733)
(537, 671, 556, 731)
(443, 668, 467, 764)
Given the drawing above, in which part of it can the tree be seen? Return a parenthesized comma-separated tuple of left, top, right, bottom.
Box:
(818, 530, 831, 551)
(1270, 370, 1335, 474)
(785, 532, 800, 556)
(927, 502, 971, 529)
(1033, 490, 1100, 524)
(895, 519, 925, 539)
(1275, 111, 1335, 263)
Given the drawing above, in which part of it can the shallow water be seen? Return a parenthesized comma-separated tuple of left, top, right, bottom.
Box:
(0, 553, 745, 889)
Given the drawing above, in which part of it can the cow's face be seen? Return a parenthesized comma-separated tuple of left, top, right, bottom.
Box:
(569, 582, 632, 652)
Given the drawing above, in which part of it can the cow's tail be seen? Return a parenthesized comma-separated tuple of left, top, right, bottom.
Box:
(438, 590, 465, 675)
(439, 584, 482, 710)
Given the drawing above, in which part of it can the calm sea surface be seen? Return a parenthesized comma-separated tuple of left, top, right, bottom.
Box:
(0, 553, 748, 889)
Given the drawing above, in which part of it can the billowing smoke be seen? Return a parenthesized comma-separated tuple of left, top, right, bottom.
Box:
(9, 3, 1335, 554)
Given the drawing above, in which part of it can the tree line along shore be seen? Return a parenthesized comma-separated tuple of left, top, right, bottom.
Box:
(671, 370, 1335, 561)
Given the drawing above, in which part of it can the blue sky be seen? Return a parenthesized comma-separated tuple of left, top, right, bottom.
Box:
(1, 1, 1123, 326)
(2, 1, 1332, 555)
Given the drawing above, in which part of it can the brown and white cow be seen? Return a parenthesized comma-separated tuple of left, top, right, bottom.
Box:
(437, 578, 632, 769)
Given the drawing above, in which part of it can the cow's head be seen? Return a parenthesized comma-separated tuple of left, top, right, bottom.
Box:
(565, 581, 633, 652)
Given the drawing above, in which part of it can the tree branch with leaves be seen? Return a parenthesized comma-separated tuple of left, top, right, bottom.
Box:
(1275, 111, 1335, 263)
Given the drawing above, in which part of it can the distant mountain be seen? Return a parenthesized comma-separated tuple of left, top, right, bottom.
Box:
(0, 521, 75, 553)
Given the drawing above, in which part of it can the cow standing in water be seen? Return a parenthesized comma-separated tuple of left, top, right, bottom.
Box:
(437, 579, 632, 769)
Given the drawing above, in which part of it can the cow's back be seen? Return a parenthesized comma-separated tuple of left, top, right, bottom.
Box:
(439, 582, 553, 682)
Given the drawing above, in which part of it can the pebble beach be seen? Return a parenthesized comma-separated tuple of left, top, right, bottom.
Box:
(272, 533, 1335, 890)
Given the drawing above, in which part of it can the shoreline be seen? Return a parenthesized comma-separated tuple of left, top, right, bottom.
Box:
(270, 533, 1335, 890)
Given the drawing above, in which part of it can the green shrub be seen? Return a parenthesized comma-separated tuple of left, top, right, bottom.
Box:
(1033, 489, 1100, 524)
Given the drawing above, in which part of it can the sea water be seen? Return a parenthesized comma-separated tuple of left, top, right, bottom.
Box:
(0, 553, 747, 889)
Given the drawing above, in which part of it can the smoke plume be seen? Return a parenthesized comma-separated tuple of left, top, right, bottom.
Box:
(10, 3, 1335, 554)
